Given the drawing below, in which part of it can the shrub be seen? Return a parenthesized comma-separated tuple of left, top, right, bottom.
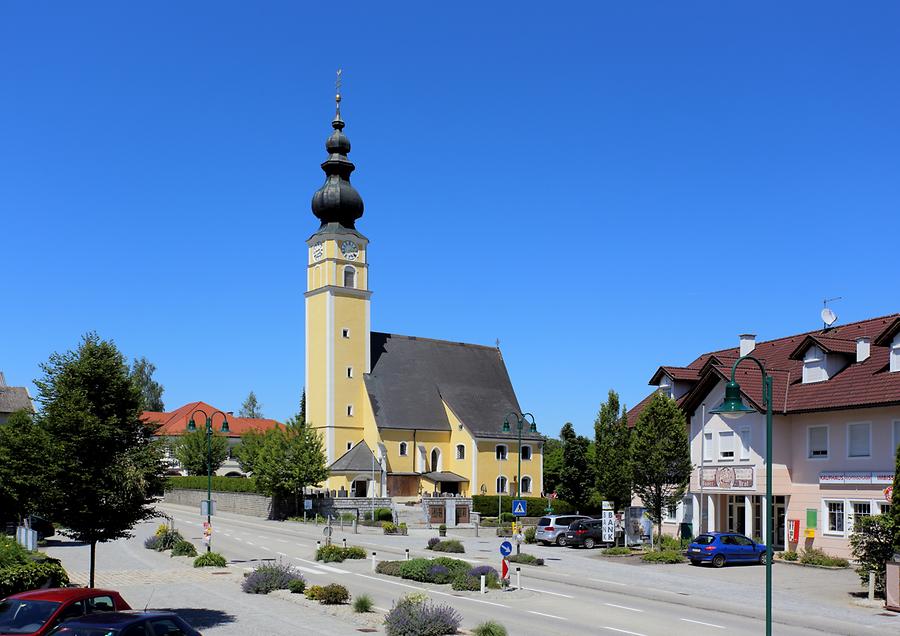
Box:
(468, 565, 499, 579)
(779, 550, 798, 562)
(850, 515, 895, 596)
(241, 561, 304, 594)
(431, 540, 465, 554)
(641, 550, 686, 564)
(799, 547, 849, 568)
(193, 552, 227, 567)
(0, 537, 30, 569)
(451, 575, 481, 591)
(288, 578, 306, 594)
(0, 561, 69, 597)
(432, 557, 470, 579)
(382, 521, 397, 534)
(353, 593, 374, 613)
(427, 537, 441, 550)
(657, 535, 682, 551)
(473, 621, 508, 636)
(154, 528, 184, 552)
(374, 507, 393, 522)
(472, 495, 576, 517)
(304, 585, 325, 600)
(376, 560, 403, 577)
(524, 527, 536, 544)
(166, 475, 259, 493)
(384, 596, 461, 636)
(602, 546, 632, 556)
(143, 535, 162, 551)
(171, 540, 197, 557)
(399, 522, 408, 534)
(318, 583, 350, 605)
(454, 565, 500, 590)
(399, 558, 432, 582)
(508, 553, 543, 566)
(427, 565, 452, 584)
(500, 512, 515, 522)
(315, 544, 366, 562)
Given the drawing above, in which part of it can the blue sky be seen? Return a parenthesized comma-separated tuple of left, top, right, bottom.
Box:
(2, 2, 898, 438)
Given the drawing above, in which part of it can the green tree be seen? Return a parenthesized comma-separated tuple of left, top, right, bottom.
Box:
(541, 438, 563, 495)
(0, 410, 59, 521)
(595, 390, 632, 513)
(299, 389, 306, 426)
(630, 392, 692, 547)
(239, 391, 263, 418)
(849, 515, 895, 597)
(253, 419, 328, 513)
(172, 429, 229, 476)
(556, 423, 593, 509)
(235, 428, 266, 474)
(129, 357, 165, 412)
(35, 333, 166, 587)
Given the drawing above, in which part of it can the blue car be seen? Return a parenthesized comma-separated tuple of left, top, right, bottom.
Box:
(686, 532, 767, 567)
(46, 610, 201, 636)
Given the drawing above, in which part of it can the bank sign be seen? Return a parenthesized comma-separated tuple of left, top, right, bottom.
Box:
(819, 471, 894, 485)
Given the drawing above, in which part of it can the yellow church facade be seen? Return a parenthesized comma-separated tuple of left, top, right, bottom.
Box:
(304, 93, 543, 501)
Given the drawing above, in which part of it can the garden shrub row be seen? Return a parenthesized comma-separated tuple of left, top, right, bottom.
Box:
(165, 475, 260, 493)
(426, 539, 464, 553)
(507, 552, 543, 566)
(0, 560, 69, 597)
(382, 521, 408, 535)
(315, 544, 366, 563)
(471, 495, 576, 517)
(377, 557, 502, 591)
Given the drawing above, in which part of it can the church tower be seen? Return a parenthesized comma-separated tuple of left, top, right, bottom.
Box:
(305, 86, 370, 464)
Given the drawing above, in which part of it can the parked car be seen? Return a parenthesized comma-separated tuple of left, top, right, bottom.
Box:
(686, 532, 767, 567)
(534, 514, 592, 546)
(564, 518, 608, 549)
(46, 611, 201, 636)
(2, 517, 55, 541)
(0, 588, 130, 636)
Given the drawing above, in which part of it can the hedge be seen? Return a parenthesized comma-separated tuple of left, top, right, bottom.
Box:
(0, 561, 69, 597)
(471, 495, 576, 518)
(166, 476, 260, 493)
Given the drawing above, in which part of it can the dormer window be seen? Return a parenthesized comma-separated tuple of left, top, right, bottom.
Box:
(803, 345, 827, 383)
(658, 380, 673, 399)
(892, 335, 900, 373)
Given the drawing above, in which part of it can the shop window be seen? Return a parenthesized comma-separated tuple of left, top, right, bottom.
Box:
(825, 500, 845, 534)
(849, 502, 871, 532)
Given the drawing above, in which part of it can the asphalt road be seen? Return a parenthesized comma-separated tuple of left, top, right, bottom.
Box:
(148, 503, 898, 636)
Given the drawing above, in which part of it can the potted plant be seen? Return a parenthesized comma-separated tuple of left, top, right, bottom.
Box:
(438, 524, 447, 537)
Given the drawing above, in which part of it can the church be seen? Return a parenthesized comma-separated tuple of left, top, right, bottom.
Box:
(305, 90, 543, 501)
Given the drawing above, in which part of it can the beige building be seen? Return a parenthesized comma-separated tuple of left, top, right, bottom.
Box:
(630, 313, 900, 558)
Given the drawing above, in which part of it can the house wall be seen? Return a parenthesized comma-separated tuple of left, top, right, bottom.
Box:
(475, 439, 542, 497)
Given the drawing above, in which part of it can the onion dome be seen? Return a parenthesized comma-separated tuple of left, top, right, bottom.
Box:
(311, 92, 364, 229)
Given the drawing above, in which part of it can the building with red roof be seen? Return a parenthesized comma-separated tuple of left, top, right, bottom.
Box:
(141, 401, 281, 477)
(629, 313, 900, 559)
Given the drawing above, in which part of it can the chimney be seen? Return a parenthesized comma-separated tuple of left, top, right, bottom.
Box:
(855, 337, 870, 363)
(739, 334, 756, 357)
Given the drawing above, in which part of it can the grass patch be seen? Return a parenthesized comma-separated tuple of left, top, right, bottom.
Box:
(507, 553, 543, 566)
(353, 594, 374, 613)
(193, 552, 227, 567)
(640, 550, 686, 564)
(602, 546, 632, 556)
(798, 548, 849, 568)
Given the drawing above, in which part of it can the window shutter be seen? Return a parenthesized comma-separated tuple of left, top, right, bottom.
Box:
(809, 426, 828, 456)
(848, 423, 870, 457)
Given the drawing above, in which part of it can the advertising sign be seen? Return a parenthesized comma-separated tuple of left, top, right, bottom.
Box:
(601, 503, 615, 543)
(624, 507, 651, 545)
(700, 466, 754, 489)
(819, 471, 895, 485)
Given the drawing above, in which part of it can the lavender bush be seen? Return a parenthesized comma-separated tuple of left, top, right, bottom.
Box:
(427, 537, 441, 550)
(241, 562, 305, 594)
(384, 596, 461, 636)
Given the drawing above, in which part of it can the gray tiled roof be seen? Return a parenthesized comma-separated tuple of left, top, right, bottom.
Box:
(329, 440, 378, 472)
(0, 386, 33, 415)
(365, 332, 542, 440)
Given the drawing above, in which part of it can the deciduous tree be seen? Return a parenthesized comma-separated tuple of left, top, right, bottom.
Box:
(556, 423, 592, 509)
(630, 392, 692, 547)
(253, 418, 328, 514)
(235, 428, 266, 474)
(595, 390, 632, 512)
(0, 410, 59, 521)
(172, 429, 229, 476)
(541, 438, 563, 495)
(129, 357, 164, 412)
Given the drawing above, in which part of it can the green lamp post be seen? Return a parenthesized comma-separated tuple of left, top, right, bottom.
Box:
(187, 409, 230, 552)
(710, 356, 773, 636)
(502, 411, 537, 555)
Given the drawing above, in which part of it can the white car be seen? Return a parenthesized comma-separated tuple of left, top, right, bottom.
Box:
(534, 514, 592, 546)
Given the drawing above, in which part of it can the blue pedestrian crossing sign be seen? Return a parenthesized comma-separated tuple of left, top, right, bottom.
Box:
(499, 540, 513, 557)
(512, 499, 527, 517)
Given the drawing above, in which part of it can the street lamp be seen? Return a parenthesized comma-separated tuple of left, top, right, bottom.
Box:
(710, 356, 772, 636)
(186, 409, 230, 552)
(502, 411, 537, 555)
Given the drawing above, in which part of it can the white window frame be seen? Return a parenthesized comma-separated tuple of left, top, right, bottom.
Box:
(891, 335, 900, 373)
(347, 366, 353, 379)
(739, 426, 751, 461)
(521, 475, 533, 494)
(848, 500, 873, 532)
(346, 441, 353, 451)
(495, 444, 508, 461)
(807, 425, 829, 460)
(346, 404, 354, 417)
(342, 328, 350, 339)
(496, 475, 508, 494)
(456, 444, 465, 460)
(399, 441, 408, 457)
(664, 502, 678, 523)
(343, 265, 356, 288)
(702, 432, 714, 462)
(718, 431, 735, 461)
(520, 444, 532, 461)
(823, 499, 846, 536)
(878, 501, 892, 516)
(846, 421, 871, 459)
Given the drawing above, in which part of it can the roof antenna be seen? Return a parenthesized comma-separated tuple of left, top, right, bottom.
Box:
(821, 297, 841, 329)
(143, 587, 155, 612)
(495, 338, 501, 349)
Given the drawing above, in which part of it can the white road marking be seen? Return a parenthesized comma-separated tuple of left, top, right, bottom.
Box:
(277, 539, 289, 544)
(277, 552, 287, 557)
(528, 611, 567, 620)
(316, 564, 350, 574)
(604, 603, 643, 613)
(680, 618, 724, 629)
(522, 586, 574, 598)
(354, 573, 509, 608)
(246, 541, 255, 546)
(295, 566, 325, 575)
(599, 627, 646, 636)
(373, 606, 390, 613)
(590, 578, 629, 586)
(260, 546, 272, 552)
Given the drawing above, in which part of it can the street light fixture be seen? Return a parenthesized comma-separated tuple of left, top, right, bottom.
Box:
(186, 409, 230, 552)
(502, 411, 537, 555)
(710, 356, 773, 636)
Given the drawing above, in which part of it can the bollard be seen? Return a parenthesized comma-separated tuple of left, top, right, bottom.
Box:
(316, 540, 321, 551)
(869, 571, 876, 601)
(315, 514, 319, 526)
(353, 518, 358, 534)
(480, 574, 486, 594)
(371, 552, 377, 572)
(303, 510, 307, 523)
(475, 522, 479, 538)
(516, 566, 521, 590)
(340, 515, 344, 532)
(342, 538, 347, 549)
(405, 548, 410, 561)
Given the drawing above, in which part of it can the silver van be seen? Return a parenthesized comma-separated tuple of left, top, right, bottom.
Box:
(535, 514, 592, 546)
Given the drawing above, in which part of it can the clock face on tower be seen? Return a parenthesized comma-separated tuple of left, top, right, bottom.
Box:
(312, 242, 324, 261)
(340, 240, 359, 261)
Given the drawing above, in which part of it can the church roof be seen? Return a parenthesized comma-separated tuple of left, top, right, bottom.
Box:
(364, 332, 542, 440)
(329, 440, 378, 472)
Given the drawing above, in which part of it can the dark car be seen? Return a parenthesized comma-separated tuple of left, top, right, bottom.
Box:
(0, 588, 130, 636)
(2, 518, 55, 541)
(686, 532, 767, 567)
(534, 515, 592, 546)
(46, 611, 201, 636)
(564, 518, 606, 549)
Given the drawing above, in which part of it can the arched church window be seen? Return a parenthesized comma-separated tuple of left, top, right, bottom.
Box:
(521, 476, 532, 493)
(456, 444, 465, 460)
(399, 442, 408, 456)
(343, 266, 356, 288)
(431, 448, 441, 472)
(521, 445, 532, 461)
(495, 445, 508, 461)
(496, 475, 507, 493)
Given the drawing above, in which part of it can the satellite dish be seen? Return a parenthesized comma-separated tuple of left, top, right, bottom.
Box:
(821, 307, 837, 326)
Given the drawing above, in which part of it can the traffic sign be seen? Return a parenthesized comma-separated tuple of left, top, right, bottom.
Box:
(511, 499, 527, 517)
(501, 558, 509, 579)
(323, 526, 333, 537)
(499, 540, 513, 557)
